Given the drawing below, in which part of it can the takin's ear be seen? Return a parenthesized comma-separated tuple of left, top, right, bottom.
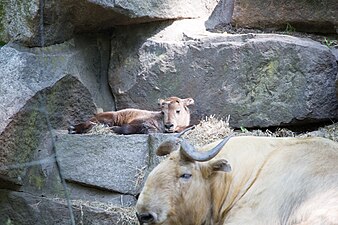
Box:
(182, 98, 194, 106)
(156, 138, 181, 156)
(209, 159, 231, 173)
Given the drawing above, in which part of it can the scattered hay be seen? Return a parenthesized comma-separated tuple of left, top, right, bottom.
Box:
(82, 117, 337, 142)
(183, 115, 234, 147)
(86, 124, 116, 136)
(182, 116, 337, 145)
(110, 207, 138, 225)
(134, 165, 147, 188)
(238, 124, 338, 141)
(52, 198, 138, 224)
(238, 128, 295, 138)
(299, 123, 338, 142)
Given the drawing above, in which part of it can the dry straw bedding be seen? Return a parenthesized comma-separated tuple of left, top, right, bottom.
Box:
(87, 115, 337, 143)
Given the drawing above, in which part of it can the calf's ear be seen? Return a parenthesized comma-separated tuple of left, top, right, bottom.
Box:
(210, 159, 231, 173)
(183, 98, 194, 106)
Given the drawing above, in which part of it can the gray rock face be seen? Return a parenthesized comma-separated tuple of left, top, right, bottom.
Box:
(231, 0, 338, 34)
(55, 134, 156, 194)
(0, 190, 138, 225)
(0, 34, 114, 185)
(0, 76, 96, 186)
(112, 0, 217, 19)
(0, 0, 218, 46)
(0, 34, 113, 134)
(52, 132, 168, 198)
(205, 0, 235, 30)
(109, 20, 338, 128)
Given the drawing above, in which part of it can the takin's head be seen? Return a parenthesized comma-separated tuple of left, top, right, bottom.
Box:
(158, 97, 194, 133)
(136, 135, 232, 225)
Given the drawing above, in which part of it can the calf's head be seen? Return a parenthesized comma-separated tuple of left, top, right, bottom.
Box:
(158, 97, 194, 133)
(136, 135, 232, 225)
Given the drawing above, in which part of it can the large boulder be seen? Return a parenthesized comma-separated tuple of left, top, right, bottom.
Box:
(0, 0, 218, 47)
(55, 132, 168, 195)
(0, 34, 114, 186)
(231, 0, 338, 34)
(109, 19, 338, 128)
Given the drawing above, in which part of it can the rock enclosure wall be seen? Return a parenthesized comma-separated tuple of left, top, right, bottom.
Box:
(0, 0, 337, 224)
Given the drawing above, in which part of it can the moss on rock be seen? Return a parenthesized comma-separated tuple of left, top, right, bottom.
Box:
(0, 0, 5, 44)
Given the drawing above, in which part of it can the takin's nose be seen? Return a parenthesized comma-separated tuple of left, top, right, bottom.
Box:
(136, 212, 156, 224)
(164, 123, 174, 130)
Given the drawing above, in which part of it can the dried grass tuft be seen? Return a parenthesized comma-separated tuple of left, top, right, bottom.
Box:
(52, 198, 138, 224)
(86, 124, 116, 136)
(238, 128, 295, 138)
(300, 123, 338, 141)
(183, 115, 234, 148)
(180, 115, 303, 147)
(110, 207, 138, 225)
(135, 165, 147, 188)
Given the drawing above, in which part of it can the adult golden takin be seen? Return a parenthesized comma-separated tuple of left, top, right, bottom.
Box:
(68, 97, 194, 135)
(136, 135, 338, 225)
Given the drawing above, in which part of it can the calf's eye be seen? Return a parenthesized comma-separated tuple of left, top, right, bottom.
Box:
(176, 110, 181, 114)
(180, 173, 192, 179)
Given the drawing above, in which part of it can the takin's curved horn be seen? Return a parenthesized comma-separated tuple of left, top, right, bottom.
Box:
(180, 134, 233, 162)
(174, 125, 196, 138)
(156, 126, 195, 157)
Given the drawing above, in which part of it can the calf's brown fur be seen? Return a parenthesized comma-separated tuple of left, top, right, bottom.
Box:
(68, 97, 194, 135)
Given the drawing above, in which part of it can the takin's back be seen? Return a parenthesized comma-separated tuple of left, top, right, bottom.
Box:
(210, 136, 338, 225)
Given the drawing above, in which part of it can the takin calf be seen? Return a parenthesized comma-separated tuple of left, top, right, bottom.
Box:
(68, 97, 194, 135)
(136, 135, 338, 225)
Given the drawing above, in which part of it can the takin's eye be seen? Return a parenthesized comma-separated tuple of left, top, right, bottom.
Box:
(180, 173, 192, 179)
(176, 110, 181, 114)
